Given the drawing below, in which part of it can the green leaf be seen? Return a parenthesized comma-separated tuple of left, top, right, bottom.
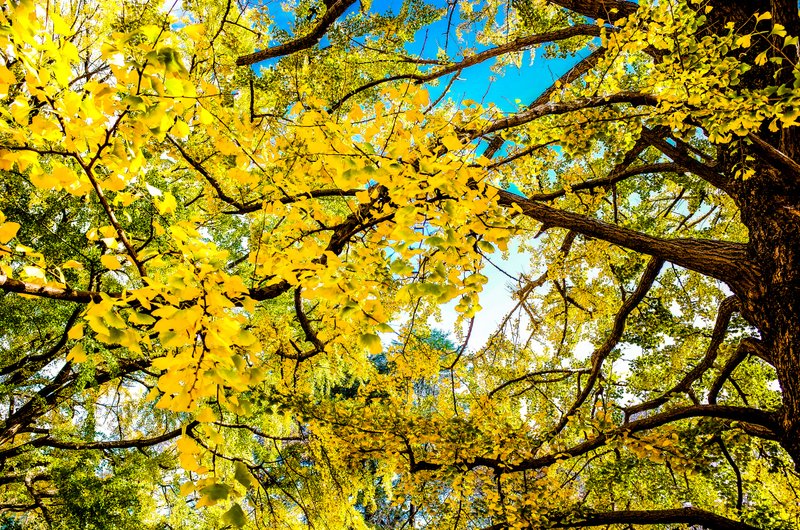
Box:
(200, 483, 230, 501)
(359, 333, 382, 354)
(221, 503, 247, 527)
(234, 461, 255, 488)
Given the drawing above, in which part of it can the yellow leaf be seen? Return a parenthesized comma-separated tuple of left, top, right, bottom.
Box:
(0, 66, 16, 86)
(156, 192, 177, 215)
(172, 119, 190, 139)
(67, 323, 84, 340)
(359, 333, 382, 354)
(179, 482, 196, 496)
(442, 135, 463, 151)
(62, 259, 84, 269)
(67, 343, 87, 362)
(183, 23, 205, 40)
(196, 407, 216, 423)
(0, 222, 20, 244)
(23, 266, 46, 280)
(198, 107, 213, 125)
(128, 311, 155, 325)
(101, 254, 122, 270)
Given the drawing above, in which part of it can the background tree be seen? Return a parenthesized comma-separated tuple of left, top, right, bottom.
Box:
(0, 0, 799, 528)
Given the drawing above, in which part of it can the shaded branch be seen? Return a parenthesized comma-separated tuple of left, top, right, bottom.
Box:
(412, 404, 778, 473)
(169, 135, 358, 214)
(640, 127, 729, 191)
(494, 188, 760, 291)
(547, 0, 638, 22)
(553, 257, 663, 435)
(526, 163, 681, 201)
(236, 0, 357, 66)
(709, 338, 765, 404)
(21, 424, 191, 451)
(550, 507, 759, 530)
(625, 296, 739, 419)
(474, 92, 658, 138)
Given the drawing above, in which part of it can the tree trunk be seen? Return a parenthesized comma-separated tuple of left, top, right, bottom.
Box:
(735, 170, 800, 468)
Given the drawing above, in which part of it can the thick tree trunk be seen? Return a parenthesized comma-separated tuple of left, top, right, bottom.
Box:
(735, 172, 800, 468)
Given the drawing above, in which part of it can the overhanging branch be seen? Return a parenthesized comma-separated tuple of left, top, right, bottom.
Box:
(547, 0, 638, 22)
(412, 404, 778, 473)
(329, 25, 602, 112)
(550, 507, 759, 530)
(236, 0, 357, 66)
(0, 275, 101, 304)
(495, 189, 759, 291)
(474, 92, 658, 138)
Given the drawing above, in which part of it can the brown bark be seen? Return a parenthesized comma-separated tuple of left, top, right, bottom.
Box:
(546, 0, 637, 22)
(495, 189, 759, 291)
(236, 0, 357, 66)
(732, 166, 800, 468)
(550, 507, 760, 530)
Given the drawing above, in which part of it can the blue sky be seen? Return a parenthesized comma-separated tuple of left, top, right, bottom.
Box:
(259, 0, 584, 111)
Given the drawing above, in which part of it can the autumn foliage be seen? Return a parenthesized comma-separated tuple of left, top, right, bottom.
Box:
(0, 0, 798, 528)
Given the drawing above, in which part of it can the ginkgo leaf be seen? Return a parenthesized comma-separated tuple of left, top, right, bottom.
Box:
(128, 312, 155, 325)
(61, 260, 84, 269)
(22, 266, 46, 280)
(0, 222, 20, 244)
(359, 333, 382, 354)
(442, 135, 463, 151)
(196, 407, 216, 423)
(67, 343, 87, 363)
(199, 483, 230, 503)
(233, 461, 255, 488)
(156, 192, 177, 215)
(221, 503, 247, 527)
(100, 254, 122, 270)
(67, 324, 84, 340)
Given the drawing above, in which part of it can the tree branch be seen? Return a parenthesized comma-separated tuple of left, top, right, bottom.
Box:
(494, 189, 759, 291)
(26, 423, 191, 450)
(625, 296, 739, 418)
(525, 163, 681, 201)
(412, 404, 778, 473)
(329, 25, 602, 112)
(640, 127, 730, 191)
(550, 507, 759, 530)
(552, 257, 663, 435)
(474, 92, 658, 138)
(236, 0, 357, 66)
(0, 275, 102, 304)
(547, 0, 638, 22)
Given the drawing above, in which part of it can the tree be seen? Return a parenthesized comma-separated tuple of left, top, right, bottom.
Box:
(0, 0, 798, 527)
